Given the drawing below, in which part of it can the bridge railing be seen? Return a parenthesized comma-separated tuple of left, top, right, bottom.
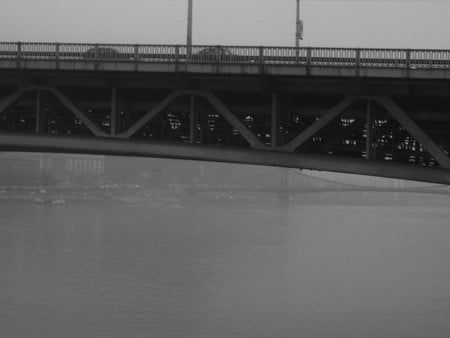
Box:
(360, 49, 409, 68)
(310, 48, 357, 66)
(1, 42, 450, 69)
(410, 49, 450, 69)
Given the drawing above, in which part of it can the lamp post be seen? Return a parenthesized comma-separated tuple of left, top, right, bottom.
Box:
(187, 0, 193, 47)
(296, 0, 300, 48)
(295, 0, 303, 48)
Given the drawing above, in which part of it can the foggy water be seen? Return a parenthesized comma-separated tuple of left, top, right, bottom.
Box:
(1, 192, 450, 337)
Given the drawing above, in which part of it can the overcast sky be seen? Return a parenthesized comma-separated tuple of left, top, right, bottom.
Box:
(1, 0, 450, 49)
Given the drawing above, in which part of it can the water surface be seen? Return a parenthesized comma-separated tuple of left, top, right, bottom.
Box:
(1, 192, 450, 337)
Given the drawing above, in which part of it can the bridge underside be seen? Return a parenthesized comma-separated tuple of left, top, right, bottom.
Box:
(1, 70, 450, 184)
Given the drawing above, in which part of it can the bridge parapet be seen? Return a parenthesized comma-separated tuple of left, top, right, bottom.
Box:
(1, 42, 450, 78)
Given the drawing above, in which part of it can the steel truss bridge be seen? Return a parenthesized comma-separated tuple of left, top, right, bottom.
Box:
(1, 42, 450, 184)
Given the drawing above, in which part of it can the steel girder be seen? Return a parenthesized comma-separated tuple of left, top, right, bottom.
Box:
(1, 84, 450, 183)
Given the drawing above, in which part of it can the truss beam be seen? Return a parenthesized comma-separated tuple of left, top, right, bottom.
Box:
(0, 86, 32, 113)
(281, 96, 357, 152)
(374, 97, 450, 169)
(0, 85, 108, 137)
(121, 89, 265, 149)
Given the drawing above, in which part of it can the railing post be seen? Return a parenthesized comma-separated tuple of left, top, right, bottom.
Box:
(175, 45, 180, 72)
(187, 44, 192, 62)
(306, 47, 312, 76)
(16, 41, 22, 68)
(356, 48, 361, 77)
(134, 44, 139, 71)
(134, 44, 139, 62)
(259, 46, 264, 73)
(55, 43, 60, 70)
(406, 49, 411, 69)
(356, 48, 361, 68)
(405, 49, 412, 77)
(216, 45, 221, 64)
(94, 43, 99, 71)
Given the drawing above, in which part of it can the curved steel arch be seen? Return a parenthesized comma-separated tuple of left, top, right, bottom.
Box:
(1, 133, 450, 185)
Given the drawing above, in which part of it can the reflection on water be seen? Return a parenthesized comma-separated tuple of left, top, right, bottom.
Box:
(1, 192, 450, 337)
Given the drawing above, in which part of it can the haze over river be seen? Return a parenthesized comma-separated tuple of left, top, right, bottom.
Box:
(1, 190, 450, 337)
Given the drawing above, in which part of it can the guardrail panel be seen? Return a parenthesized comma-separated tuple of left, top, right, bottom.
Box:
(139, 45, 177, 63)
(20, 43, 57, 60)
(263, 47, 304, 65)
(0, 42, 19, 59)
(310, 48, 357, 67)
(360, 49, 407, 68)
(410, 50, 450, 69)
(59, 43, 96, 61)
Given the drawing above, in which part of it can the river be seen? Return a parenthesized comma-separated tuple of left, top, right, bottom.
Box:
(1, 191, 450, 337)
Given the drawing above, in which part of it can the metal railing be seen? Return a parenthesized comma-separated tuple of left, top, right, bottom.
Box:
(1, 42, 450, 69)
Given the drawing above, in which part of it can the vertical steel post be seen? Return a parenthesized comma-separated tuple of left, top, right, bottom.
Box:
(259, 46, 264, 73)
(111, 87, 119, 136)
(17, 41, 22, 69)
(55, 43, 60, 70)
(406, 49, 411, 77)
(271, 92, 281, 148)
(356, 48, 361, 77)
(190, 94, 197, 143)
(366, 98, 374, 160)
(134, 44, 139, 71)
(175, 45, 180, 71)
(35, 89, 44, 133)
(306, 47, 312, 75)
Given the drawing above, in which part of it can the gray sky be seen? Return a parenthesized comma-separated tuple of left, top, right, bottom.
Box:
(1, 0, 450, 49)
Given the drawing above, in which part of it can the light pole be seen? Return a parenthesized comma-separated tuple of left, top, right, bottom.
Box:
(187, 0, 193, 47)
(296, 0, 300, 48)
(295, 0, 303, 48)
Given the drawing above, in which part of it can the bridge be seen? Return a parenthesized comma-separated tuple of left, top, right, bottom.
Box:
(1, 42, 450, 184)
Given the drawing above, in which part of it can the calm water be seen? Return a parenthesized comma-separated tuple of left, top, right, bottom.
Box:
(1, 192, 450, 337)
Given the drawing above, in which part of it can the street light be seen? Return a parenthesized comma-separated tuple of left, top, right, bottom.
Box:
(296, 0, 303, 48)
(187, 0, 193, 47)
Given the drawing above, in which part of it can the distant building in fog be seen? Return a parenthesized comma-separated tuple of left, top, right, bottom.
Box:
(67, 155, 105, 175)
(0, 152, 105, 187)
